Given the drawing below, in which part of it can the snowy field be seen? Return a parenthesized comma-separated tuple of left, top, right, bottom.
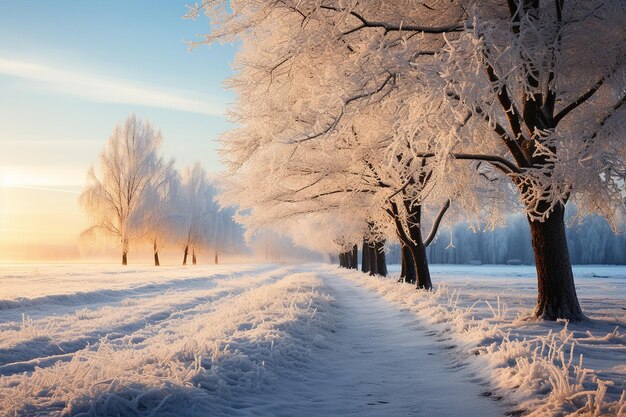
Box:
(0, 264, 623, 416)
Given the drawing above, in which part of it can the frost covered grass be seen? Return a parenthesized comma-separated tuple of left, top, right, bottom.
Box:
(0, 264, 335, 416)
(0, 263, 623, 416)
(332, 264, 626, 417)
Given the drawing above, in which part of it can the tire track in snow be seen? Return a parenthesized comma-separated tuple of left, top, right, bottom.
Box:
(0, 266, 295, 376)
(0, 268, 333, 416)
(0, 265, 279, 314)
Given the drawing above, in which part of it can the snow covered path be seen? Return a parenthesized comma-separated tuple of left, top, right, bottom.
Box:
(251, 269, 503, 417)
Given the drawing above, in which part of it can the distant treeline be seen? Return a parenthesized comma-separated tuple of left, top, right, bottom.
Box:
(384, 214, 626, 266)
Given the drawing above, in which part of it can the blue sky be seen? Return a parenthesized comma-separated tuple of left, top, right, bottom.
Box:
(0, 1, 238, 261)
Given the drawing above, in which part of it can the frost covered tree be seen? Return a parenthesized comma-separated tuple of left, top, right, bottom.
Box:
(174, 163, 248, 265)
(178, 163, 218, 265)
(207, 204, 247, 264)
(130, 169, 181, 266)
(429, 0, 626, 320)
(189, 0, 625, 320)
(188, 0, 470, 284)
(179, 163, 209, 264)
(79, 115, 174, 265)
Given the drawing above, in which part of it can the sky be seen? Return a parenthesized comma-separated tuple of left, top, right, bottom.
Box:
(0, 1, 237, 262)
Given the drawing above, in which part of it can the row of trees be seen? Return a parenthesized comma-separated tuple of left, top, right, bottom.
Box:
(426, 213, 626, 266)
(79, 115, 244, 265)
(191, 0, 625, 321)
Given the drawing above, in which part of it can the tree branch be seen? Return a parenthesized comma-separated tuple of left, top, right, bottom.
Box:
(386, 176, 414, 200)
(413, 152, 522, 174)
(319, 5, 464, 35)
(289, 73, 396, 144)
(553, 76, 606, 126)
(386, 201, 414, 247)
(581, 92, 626, 152)
(424, 199, 451, 247)
(473, 107, 528, 162)
(482, 58, 533, 166)
(277, 187, 376, 203)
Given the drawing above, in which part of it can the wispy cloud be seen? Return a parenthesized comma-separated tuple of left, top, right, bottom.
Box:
(0, 57, 226, 116)
(1, 184, 80, 194)
(1, 165, 86, 188)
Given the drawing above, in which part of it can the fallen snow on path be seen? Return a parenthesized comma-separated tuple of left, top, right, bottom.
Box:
(336, 264, 626, 417)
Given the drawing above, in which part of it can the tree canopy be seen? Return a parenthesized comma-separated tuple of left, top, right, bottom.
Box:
(191, 0, 626, 320)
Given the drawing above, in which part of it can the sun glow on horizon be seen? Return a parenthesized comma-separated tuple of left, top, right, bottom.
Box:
(0, 1, 233, 264)
(0, 171, 86, 262)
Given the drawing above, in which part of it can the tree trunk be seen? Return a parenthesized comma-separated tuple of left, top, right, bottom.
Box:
(528, 203, 584, 321)
(407, 238, 432, 290)
(400, 244, 406, 279)
(361, 240, 370, 273)
(375, 240, 387, 277)
(122, 238, 128, 265)
(405, 206, 432, 290)
(192, 249, 197, 265)
(153, 241, 160, 266)
(351, 245, 358, 269)
(183, 245, 189, 265)
(399, 246, 406, 282)
(388, 201, 433, 288)
(368, 242, 378, 276)
(339, 253, 345, 268)
(400, 244, 417, 284)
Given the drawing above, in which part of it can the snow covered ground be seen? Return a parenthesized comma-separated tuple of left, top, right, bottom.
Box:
(341, 264, 626, 417)
(0, 264, 623, 416)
